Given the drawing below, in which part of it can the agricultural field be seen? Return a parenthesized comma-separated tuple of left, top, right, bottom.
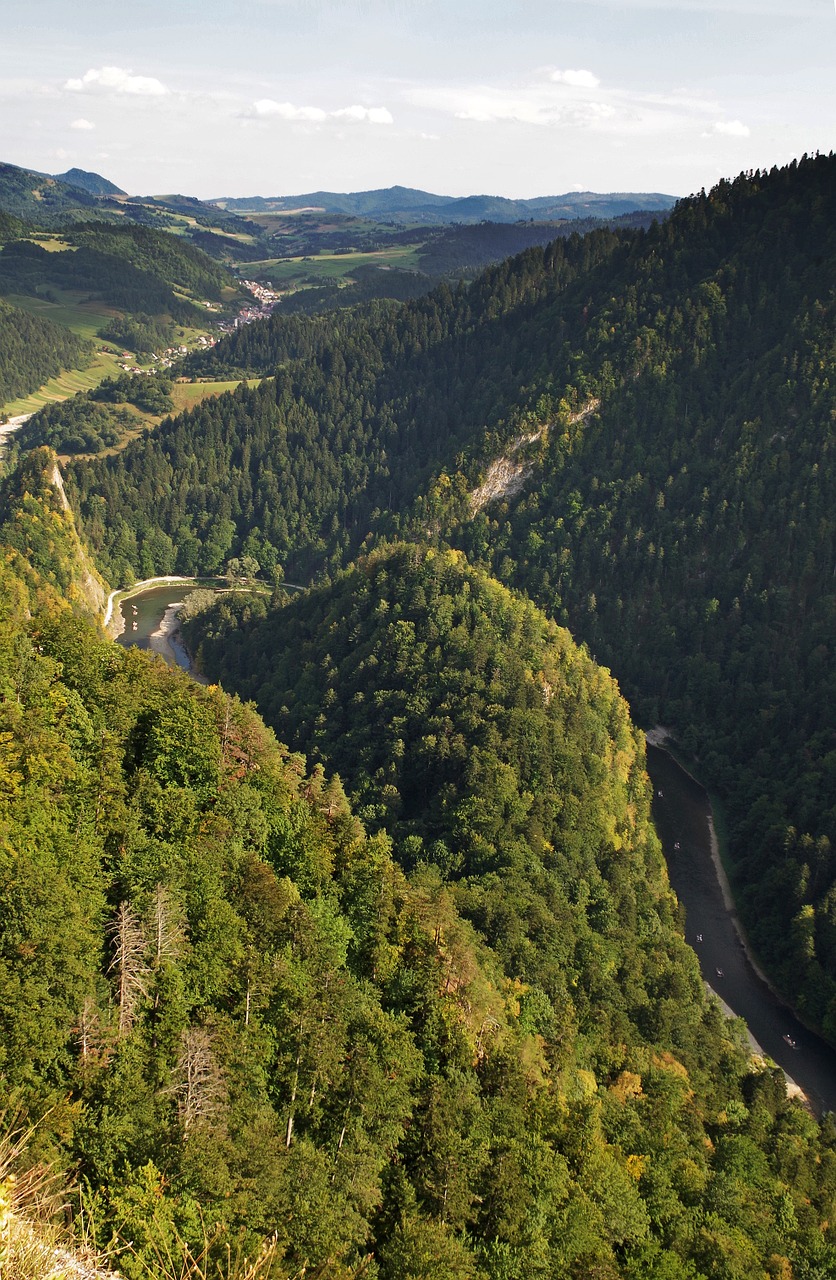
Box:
(245, 244, 423, 287)
(4, 288, 122, 343)
(170, 378, 260, 412)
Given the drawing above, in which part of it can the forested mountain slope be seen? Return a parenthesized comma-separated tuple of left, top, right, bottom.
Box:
(0, 296, 91, 405)
(0, 160, 120, 225)
(3, 481, 836, 1276)
(440, 155, 836, 1035)
(68, 153, 836, 1037)
(66, 223, 629, 582)
(0, 224, 235, 325)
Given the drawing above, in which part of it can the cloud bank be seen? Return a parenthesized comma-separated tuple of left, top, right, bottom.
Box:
(248, 99, 393, 124)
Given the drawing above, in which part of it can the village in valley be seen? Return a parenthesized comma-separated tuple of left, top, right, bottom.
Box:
(115, 278, 281, 375)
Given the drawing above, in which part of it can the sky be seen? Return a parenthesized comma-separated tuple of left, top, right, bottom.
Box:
(1, 0, 834, 200)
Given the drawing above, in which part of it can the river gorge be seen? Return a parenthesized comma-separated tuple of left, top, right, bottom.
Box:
(117, 583, 836, 1117)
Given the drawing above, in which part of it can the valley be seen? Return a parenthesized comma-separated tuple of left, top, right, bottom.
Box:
(1, 152, 836, 1278)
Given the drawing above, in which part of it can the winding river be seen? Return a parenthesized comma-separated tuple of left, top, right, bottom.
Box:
(116, 585, 836, 1116)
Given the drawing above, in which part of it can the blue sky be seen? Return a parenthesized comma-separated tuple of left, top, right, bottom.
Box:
(2, 0, 833, 199)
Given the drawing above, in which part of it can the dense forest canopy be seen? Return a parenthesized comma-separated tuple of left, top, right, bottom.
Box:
(65, 153, 836, 1039)
(2, 466, 836, 1276)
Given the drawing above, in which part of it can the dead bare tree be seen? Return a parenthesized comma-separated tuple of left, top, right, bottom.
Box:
(171, 1027, 225, 1132)
(74, 996, 112, 1071)
(108, 902, 149, 1035)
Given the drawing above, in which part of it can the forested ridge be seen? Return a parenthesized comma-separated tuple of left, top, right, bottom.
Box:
(66, 222, 628, 583)
(3, 469, 836, 1276)
(68, 153, 836, 1038)
(0, 227, 233, 328)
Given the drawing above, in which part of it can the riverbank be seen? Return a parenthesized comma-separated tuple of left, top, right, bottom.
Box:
(149, 601, 208, 683)
(104, 575, 196, 635)
(0, 412, 33, 451)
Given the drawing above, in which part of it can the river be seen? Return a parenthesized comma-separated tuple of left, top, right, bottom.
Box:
(647, 744, 836, 1117)
(115, 583, 205, 674)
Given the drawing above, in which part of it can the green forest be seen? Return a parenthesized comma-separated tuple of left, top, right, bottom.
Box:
(63, 155, 836, 1042)
(2, 461, 836, 1277)
(0, 231, 231, 328)
(2, 153, 836, 1277)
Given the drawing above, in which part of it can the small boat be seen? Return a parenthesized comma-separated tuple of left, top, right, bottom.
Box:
(783, 1034, 799, 1050)
(132, 622, 138, 631)
(715, 968, 724, 978)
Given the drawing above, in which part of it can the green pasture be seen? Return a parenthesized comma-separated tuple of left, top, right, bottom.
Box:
(245, 245, 423, 286)
(25, 236, 75, 253)
(170, 379, 260, 411)
(1, 350, 125, 417)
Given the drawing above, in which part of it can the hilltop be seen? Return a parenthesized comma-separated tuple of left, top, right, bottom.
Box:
(53, 166, 128, 198)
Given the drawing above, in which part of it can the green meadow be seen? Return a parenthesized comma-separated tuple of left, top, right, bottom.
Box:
(244, 245, 423, 286)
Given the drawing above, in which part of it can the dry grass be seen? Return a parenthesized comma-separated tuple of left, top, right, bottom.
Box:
(0, 1113, 113, 1279)
(124, 1230, 279, 1280)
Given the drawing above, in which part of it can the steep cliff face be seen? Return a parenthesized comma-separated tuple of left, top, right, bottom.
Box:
(0, 446, 109, 616)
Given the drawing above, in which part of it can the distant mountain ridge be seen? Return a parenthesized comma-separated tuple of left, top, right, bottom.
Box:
(52, 166, 127, 197)
(0, 160, 676, 231)
(212, 184, 678, 224)
(0, 160, 118, 224)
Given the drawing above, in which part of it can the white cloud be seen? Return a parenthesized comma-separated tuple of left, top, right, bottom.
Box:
(551, 69, 601, 89)
(405, 71, 756, 145)
(247, 99, 393, 124)
(70, 118, 95, 130)
(252, 99, 327, 121)
(65, 67, 169, 97)
(712, 119, 751, 137)
(332, 105, 394, 124)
